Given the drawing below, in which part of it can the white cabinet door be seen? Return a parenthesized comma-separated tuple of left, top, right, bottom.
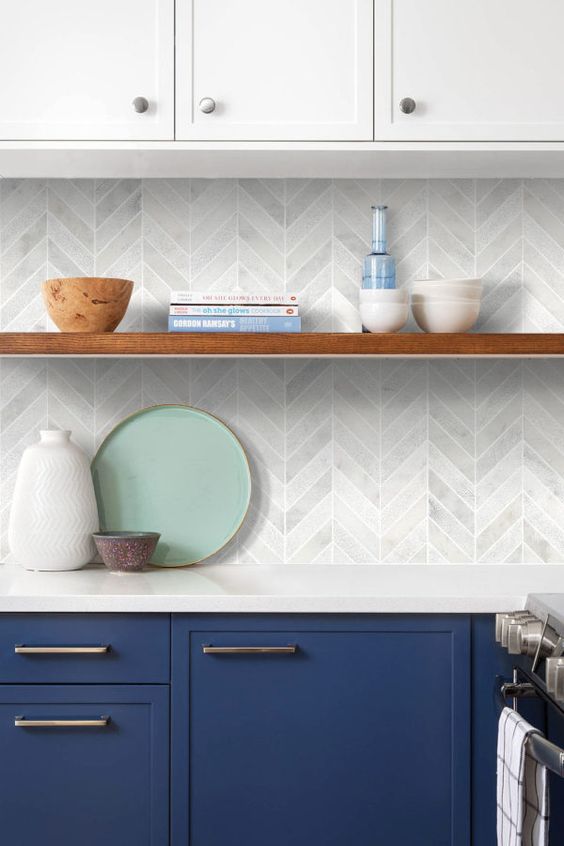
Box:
(176, 0, 373, 141)
(0, 0, 174, 140)
(375, 0, 564, 141)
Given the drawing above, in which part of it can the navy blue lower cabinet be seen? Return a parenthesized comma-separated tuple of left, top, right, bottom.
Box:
(172, 614, 471, 846)
(0, 613, 170, 684)
(0, 684, 169, 846)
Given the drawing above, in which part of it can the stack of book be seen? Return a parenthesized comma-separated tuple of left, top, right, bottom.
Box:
(168, 292, 301, 333)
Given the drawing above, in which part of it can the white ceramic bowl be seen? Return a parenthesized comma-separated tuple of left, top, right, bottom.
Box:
(411, 299, 480, 333)
(411, 289, 481, 303)
(360, 302, 408, 333)
(412, 282, 481, 296)
(411, 282, 482, 299)
(414, 277, 482, 288)
(359, 287, 408, 303)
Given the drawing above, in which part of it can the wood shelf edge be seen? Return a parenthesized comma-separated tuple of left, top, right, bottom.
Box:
(0, 332, 562, 357)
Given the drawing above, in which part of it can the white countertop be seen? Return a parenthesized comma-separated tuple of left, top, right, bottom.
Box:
(0, 562, 563, 613)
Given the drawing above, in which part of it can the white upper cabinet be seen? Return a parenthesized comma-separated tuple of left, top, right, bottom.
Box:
(176, 0, 373, 141)
(0, 0, 174, 141)
(375, 0, 564, 141)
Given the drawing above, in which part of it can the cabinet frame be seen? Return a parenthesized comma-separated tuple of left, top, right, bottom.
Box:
(0, 0, 174, 142)
(175, 0, 374, 141)
(374, 0, 564, 142)
(171, 613, 471, 846)
(0, 684, 170, 845)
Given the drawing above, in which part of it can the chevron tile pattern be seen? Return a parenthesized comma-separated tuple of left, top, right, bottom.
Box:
(381, 361, 427, 562)
(143, 179, 190, 331)
(476, 180, 523, 332)
(333, 360, 380, 562)
(0, 180, 47, 331)
(238, 359, 285, 563)
(476, 361, 523, 562)
(333, 179, 379, 332)
(285, 360, 333, 563)
(524, 179, 564, 331)
(0, 359, 48, 557)
(190, 179, 237, 296)
(523, 361, 564, 561)
(428, 180, 474, 282)
(47, 360, 96, 456)
(95, 179, 143, 331)
(428, 361, 475, 563)
(239, 179, 285, 297)
(286, 179, 333, 332)
(1, 178, 564, 562)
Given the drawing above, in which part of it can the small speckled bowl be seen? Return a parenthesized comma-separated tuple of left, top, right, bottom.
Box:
(93, 532, 161, 573)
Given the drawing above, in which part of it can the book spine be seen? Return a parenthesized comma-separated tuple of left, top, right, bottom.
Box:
(168, 316, 302, 333)
(169, 305, 299, 317)
(170, 291, 299, 305)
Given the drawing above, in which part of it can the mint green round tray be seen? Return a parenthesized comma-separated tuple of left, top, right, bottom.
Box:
(91, 405, 251, 567)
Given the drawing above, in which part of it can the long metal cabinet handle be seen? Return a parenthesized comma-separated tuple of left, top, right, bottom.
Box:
(202, 645, 297, 654)
(14, 645, 110, 654)
(14, 716, 110, 727)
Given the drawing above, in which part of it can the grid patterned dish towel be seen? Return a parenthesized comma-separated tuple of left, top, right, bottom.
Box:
(497, 706, 549, 846)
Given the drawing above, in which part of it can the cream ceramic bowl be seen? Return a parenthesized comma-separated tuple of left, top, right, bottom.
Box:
(413, 277, 482, 288)
(360, 302, 408, 333)
(412, 282, 481, 297)
(412, 299, 480, 333)
(359, 287, 408, 303)
(411, 289, 481, 303)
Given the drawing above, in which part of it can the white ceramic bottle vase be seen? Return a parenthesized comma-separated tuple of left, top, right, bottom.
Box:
(8, 430, 99, 571)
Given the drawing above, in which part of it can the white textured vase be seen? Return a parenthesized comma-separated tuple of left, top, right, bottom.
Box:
(8, 430, 99, 571)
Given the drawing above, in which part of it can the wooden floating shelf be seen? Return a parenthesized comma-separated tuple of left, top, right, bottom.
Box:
(1, 332, 564, 358)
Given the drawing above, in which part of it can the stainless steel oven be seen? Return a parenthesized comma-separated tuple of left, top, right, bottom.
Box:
(496, 603, 564, 838)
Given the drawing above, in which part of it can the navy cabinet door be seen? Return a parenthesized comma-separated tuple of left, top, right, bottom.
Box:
(172, 615, 470, 846)
(0, 685, 169, 846)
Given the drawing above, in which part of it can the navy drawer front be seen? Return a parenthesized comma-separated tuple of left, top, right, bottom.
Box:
(0, 684, 169, 846)
(0, 614, 170, 683)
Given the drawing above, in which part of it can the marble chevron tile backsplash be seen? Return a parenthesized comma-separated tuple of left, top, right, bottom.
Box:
(1, 178, 564, 563)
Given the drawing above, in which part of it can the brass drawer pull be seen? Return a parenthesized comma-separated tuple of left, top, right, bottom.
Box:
(14, 645, 110, 655)
(202, 645, 297, 654)
(14, 716, 110, 728)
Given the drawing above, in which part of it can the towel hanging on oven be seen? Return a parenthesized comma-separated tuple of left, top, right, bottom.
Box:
(497, 706, 549, 846)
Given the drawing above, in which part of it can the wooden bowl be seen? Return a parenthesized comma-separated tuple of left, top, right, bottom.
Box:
(42, 277, 134, 333)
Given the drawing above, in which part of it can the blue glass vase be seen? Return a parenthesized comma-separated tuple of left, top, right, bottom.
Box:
(361, 205, 396, 289)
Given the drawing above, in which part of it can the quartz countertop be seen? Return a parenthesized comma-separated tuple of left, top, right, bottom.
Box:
(0, 562, 563, 613)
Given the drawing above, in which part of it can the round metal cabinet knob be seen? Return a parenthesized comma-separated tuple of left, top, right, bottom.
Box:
(132, 97, 149, 114)
(199, 97, 216, 114)
(399, 97, 417, 115)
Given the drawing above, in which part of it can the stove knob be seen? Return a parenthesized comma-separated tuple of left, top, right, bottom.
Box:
(500, 613, 537, 648)
(518, 620, 559, 658)
(555, 665, 564, 702)
(507, 622, 525, 655)
(546, 657, 564, 694)
(495, 613, 508, 642)
(496, 612, 532, 643)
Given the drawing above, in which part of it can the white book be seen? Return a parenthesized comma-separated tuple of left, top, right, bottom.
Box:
(169, 304, 299, 317)
(170, 291, 298, 305)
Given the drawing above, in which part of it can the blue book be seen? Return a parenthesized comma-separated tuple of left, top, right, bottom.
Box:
(168, 315, 301, 333)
